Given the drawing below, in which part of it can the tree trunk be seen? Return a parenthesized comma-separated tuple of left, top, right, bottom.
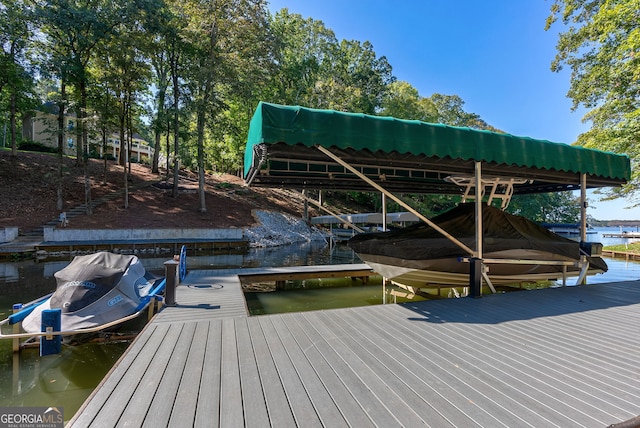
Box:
(56, 82, 66, 212)
(171, 69, 180, 198)
(76, 108, 92, 215)
(196, 106, 207, 213)
(152, 83, 166, 174)
(120, 110, 128, 209)
(127, 100, 133, 178)
(84, 162, 92, 215)
(165, 118, 170, 178)
(102, 127, 108, 185)
(9, 90, 17, 156)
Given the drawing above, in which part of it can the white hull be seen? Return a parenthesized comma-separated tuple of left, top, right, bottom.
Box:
(365, 260, 604, 288)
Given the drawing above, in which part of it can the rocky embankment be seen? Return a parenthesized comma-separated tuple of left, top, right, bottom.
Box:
(244, 211, 330, 247)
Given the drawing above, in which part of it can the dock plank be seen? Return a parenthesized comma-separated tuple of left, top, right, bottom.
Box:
(142, 323, 197, 427)
(284, 313, 376, 428)
(247, 318, 297, 427)
(193, 321, 222, 428)
(70, 323, 170, 428)
(219, 318, 244, 428)
(319, 309, 460, 427)
(257, 316, 323, 427)
(169, 321, 209, 427)
(307, 310, 432, 427)
(294, 312, 405, 427)
(67, 272, 640, 428)
(360, 305, 578, 427)
(115, 323, 183, 427)
(235, 319, 270, 428)
(269, 315, 349, 428)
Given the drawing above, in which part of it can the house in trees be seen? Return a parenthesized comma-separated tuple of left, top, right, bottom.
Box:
(22, 104, 154, 162)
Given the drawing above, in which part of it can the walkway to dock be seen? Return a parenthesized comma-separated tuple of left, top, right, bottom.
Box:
(68, 267, 640, 427)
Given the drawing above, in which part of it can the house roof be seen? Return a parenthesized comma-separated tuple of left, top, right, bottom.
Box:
(244, 102, 631, 194)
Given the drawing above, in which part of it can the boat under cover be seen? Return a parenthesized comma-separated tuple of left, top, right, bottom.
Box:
(22, 252, 157, 334)
(347, 203, 608, 287)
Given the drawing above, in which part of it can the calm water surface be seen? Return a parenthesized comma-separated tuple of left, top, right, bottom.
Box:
(1, 229, 639, 419)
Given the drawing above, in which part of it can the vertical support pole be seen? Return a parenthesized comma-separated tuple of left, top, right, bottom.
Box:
(12, 304, 22, 353)
(475, 161, 483, 260)
(40, 308, 62, 356)
(164, 259, 179, 306)
(470, 161, 483, 297)
(469, 258, 483, 298)
(579, 173, 588, 285)
(302, 189, 309, 221)
(580, 173, 587, 243)
(382, 193, 387, 231)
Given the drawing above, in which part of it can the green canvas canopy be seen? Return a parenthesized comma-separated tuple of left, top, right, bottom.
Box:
(244, 102, 630, 194)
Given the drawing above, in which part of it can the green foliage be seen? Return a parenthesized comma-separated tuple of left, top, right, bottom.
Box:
(507, 191, 581, 223)
(547, 0, 640, 201)
(603, 242, 640, 253)
(379, 82, 502, 132)
(267, 9, 393, 114)
(379, 81, 438, 122)
(8, 0, 585, 226)
(18, 140, 57, 153)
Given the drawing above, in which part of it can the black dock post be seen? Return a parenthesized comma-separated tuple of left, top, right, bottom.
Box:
(469, 258, 482, 298)
(164, 259, 179, 306)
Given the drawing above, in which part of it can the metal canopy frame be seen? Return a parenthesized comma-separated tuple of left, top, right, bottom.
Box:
(247, 143, 621, 195)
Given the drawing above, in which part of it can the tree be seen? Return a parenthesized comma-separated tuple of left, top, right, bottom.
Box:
(0, 0, 36, 155)
(174, 0, 273, 212)
(507, 191, 581, 224)
(315, 39, 394, 114)
(430, 93, 500, 131)
(546, 0, 640, 200)
(35, 0, 120, 214)
(268, 9, 337, 107)
(379, 81, 438, 122)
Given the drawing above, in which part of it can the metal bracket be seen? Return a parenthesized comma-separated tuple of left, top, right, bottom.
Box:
(445, 175, 531, 209)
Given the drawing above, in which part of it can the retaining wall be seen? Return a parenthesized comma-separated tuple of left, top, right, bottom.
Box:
(43, 227, 243, 242)
(0, 227, 19, 243)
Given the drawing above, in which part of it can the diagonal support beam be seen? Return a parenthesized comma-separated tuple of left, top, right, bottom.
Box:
(295, 190, 366, 233)
(316, 145, 475, 256)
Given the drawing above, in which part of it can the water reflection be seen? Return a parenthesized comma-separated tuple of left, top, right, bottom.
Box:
(0, 338, 129, 416)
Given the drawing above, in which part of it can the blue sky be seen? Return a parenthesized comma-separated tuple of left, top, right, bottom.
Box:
(266, 0, 639, 221)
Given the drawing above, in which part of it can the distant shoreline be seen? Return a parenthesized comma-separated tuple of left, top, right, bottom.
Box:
(592, 220, 640, 227)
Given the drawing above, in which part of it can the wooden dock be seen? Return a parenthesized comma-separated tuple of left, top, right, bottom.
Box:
(68, 266, 640, 427)
(603, 249, 640, 261)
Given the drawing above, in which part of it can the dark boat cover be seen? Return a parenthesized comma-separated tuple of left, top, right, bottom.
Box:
(22, 252, 154, 334)
(348, 203, 607, 270)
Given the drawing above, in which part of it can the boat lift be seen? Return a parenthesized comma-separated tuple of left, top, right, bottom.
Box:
(243, 102, 630, 298)
(317, 145, 593, 297)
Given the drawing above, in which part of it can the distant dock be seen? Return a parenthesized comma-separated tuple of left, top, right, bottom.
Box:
(602, 249, 640, 261)
(602, 232, 640, 238)
(68, 265, 640, 427)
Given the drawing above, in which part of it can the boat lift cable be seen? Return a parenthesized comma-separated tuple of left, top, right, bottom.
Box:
(316, 145, 475, 256)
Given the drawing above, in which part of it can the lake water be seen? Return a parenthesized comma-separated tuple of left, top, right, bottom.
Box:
(1, 227, 639, 419)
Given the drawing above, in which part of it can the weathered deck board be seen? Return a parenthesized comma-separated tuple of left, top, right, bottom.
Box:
(267, 316, 350, 428)
(67, 272, 640, 428)
(193, 320, 222, 428)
